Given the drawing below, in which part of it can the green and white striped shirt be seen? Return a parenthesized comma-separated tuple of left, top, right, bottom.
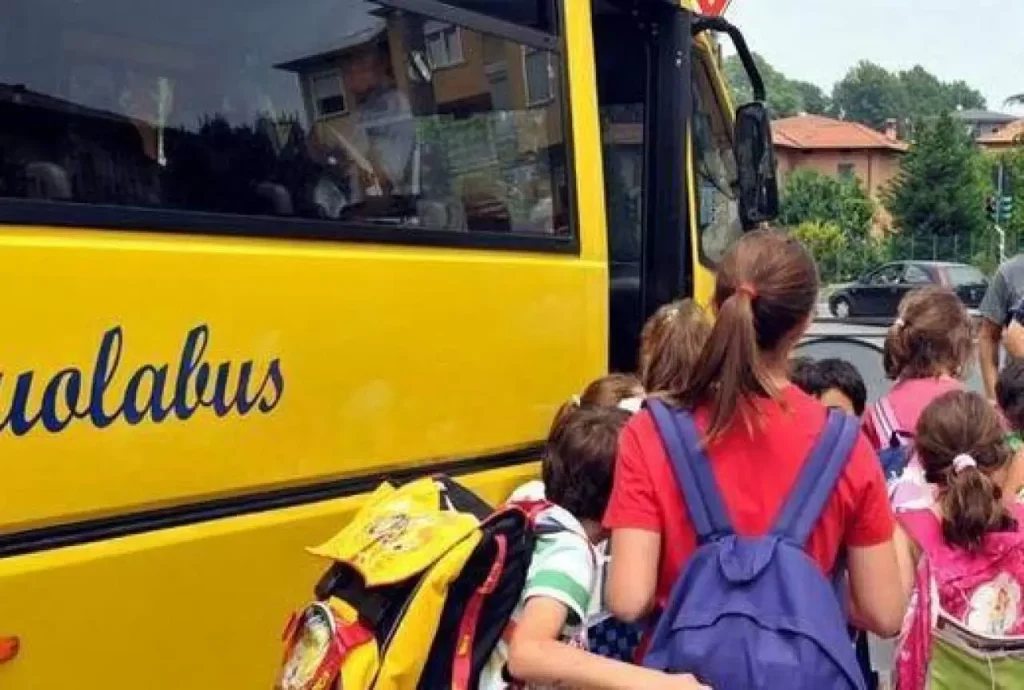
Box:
(479, 482, 597, 689)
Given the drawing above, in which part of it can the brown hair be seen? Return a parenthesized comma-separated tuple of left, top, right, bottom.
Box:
(639, 300, 712, 394)
(915, 390, 1017, 551)
(883, 286, 972, 381)
(677, 229, 819, 442)
(543, 406, 631, 522)
(549, 373, 643, 434)
(581, 373, 643, 408)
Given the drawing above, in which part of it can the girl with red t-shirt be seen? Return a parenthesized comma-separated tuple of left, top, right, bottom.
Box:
(602, 229, 906, 644)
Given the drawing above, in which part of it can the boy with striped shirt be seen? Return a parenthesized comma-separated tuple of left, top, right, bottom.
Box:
(480, 406, 706, 690)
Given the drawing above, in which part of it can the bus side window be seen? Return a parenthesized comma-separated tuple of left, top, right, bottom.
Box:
(1, 0, 571, 246)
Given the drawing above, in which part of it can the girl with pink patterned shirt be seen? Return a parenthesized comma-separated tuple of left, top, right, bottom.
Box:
(892, 391, 1024, 689)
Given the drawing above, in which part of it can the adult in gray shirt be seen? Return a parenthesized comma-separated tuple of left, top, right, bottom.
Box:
(978, 254, 1024, 400)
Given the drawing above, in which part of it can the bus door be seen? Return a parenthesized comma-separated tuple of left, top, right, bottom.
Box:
(595, 0, 778, 372)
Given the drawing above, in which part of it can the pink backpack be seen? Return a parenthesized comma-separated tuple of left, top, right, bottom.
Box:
(894, 507, 1024, 690)
(869, 397, 932, 510)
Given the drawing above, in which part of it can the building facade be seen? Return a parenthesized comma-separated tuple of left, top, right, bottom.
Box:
(773, 114, 908, 229)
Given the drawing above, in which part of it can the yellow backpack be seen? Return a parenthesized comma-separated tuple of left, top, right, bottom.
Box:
(275, 476, 549, 690)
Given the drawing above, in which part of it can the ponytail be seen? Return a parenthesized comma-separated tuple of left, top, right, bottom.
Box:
(883, 287, 972, 381)
(916, 391, 1018, 551)
(683, 289, 777, 442)
(676, 230, 819, 443)
(940, 461, 1016, 551)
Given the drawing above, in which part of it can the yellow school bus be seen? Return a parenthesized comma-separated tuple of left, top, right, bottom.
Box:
(0, 0, 775, 686)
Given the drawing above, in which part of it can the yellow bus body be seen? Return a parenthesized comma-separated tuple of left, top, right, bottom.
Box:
(0, 0, 750, 686)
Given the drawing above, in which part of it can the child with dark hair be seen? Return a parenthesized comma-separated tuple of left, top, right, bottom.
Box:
(997, 360, 1024, 498)
(542, 407, 630, 526)
(520, 374, 648, 669)
(789, 356, 817, 393)
(485, 406, 707, 690)
(816, 359, 868, 417)
(790, 357, 867, 417)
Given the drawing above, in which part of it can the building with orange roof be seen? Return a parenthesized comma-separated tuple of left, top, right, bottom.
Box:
(978, 119, 1024, 153)
(773, 114, 908, 229)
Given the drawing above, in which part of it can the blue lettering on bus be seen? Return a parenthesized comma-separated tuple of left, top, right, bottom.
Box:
(0, 325, 284, 436)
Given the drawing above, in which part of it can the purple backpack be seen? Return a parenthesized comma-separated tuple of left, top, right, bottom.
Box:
(646, 401, 865, 690)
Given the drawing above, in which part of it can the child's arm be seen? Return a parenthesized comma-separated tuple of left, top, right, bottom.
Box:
(507, 596, 708, 690)
(1005, 448, 1024, 502)
(605, 528, 660, 622)
(844, 525, 916, 637)
(893, 523, 921, 599)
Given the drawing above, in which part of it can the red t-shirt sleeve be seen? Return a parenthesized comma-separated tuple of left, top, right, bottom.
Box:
(603, 413, 662, 532)
(843, 434, 895, 548)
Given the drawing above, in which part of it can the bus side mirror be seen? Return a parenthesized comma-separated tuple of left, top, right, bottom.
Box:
(690, 14, 780, 228)
(734, 101, 779, 228)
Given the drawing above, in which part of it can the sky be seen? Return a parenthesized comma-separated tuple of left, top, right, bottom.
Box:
(725, 0, 1024, 115)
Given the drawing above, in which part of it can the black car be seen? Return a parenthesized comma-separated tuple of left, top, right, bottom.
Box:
(829, 261, 988, 319)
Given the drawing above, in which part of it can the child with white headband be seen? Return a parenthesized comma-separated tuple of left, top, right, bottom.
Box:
(890, 390, 1024, 690)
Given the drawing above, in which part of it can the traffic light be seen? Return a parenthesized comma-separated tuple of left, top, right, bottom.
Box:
(1001, 195, 1014, 223)
(987, 195, 997, 222)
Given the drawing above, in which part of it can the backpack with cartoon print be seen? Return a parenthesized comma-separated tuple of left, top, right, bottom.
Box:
(275, 476, 552, 690)
(895, 507, 1024, 690)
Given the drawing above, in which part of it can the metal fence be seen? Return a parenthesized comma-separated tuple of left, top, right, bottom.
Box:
(815, 228, 1020, 283)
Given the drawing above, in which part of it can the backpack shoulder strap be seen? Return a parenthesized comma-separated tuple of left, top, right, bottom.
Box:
(878, 396, 901, 431)
(871, 396, 907, 449)
(870, 401, 893, 448)
(897, 509, 944, 560)
(774, 409, 860, 546)
(648, 400, 732, 542)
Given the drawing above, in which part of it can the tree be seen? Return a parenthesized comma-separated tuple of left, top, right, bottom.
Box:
(898, 68, 985, 120)
(780, 169, 875, 239)
(898, 66, 947, 119)
(793, 81, 831, 115)
(1007, 94, 1024, 106)
(779, 170, 880, 281)
(724, 53, 829, 117)
(790, 221, 848, 280)
(885, 113, 988, 242)
(832, 62, 986, 130)
(988, 149, 1024, 259)
(943, 80, 987, 112)
(831, 61, 908, 130)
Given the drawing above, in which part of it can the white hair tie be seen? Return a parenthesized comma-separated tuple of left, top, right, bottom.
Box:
(953, 454, 978, 474)
(893, 318, 906, 330)
(618, 396, 644, 414)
